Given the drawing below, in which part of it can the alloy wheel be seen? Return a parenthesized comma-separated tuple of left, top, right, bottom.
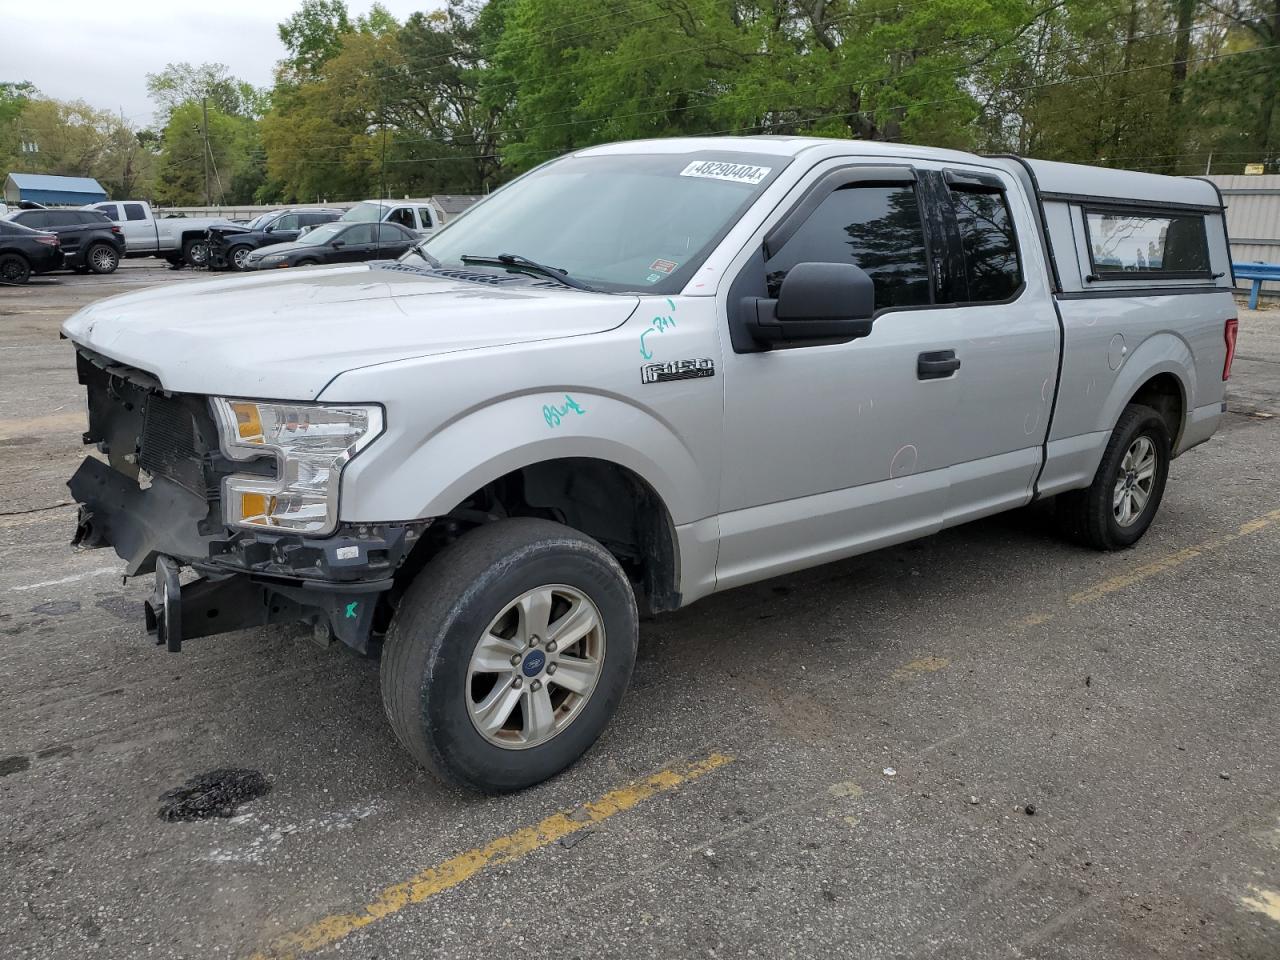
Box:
(1113, 435, 1157, 527)
(465, 584, 606, 750)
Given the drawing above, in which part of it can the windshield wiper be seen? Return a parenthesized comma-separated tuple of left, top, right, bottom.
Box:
(460, 253, 599, 292)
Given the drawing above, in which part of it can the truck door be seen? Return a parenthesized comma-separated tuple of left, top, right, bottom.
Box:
(716, 164, 963, 589)
(928, 167, 1060, 526)
(386, 206, 417, 233)
(417, 206, 437, 235)
(119, 202, 155, 252)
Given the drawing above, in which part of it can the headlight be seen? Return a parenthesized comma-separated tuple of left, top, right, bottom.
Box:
(260, 254, 284, 263)
(211, 399, 383, 536)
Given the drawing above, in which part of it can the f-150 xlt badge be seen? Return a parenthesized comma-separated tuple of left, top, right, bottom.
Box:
(641, 358, 715, 384)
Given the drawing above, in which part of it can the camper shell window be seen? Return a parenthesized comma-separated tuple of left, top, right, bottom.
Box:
(1082, 206, 1211, 281)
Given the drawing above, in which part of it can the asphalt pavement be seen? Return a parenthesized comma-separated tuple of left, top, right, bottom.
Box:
(2, 261, 1279, 959)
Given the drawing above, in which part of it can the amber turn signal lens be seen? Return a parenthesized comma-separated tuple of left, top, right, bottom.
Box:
(230, 402, 264, 443)
(239, 491, 274, 522)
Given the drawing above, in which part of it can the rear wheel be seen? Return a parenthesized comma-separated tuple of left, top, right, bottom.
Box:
(86, 242, 120, 275)
(380, 518, 638, 792)
(0, 253, 31, 285)
(1057, 403, 1171, 550)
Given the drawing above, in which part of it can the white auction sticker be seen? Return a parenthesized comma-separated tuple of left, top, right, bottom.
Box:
(679, 161, 772, 185)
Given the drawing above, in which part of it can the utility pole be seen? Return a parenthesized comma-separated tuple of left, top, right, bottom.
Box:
(201, 96, 211, 207)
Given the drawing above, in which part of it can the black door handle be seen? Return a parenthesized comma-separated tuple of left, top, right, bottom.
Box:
(918, 350, 961, 379)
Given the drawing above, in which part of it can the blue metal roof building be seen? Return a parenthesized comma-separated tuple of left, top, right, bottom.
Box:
(4, 173, 108, 205)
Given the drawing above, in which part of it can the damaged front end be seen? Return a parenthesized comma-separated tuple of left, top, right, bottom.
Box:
(68, 347, 423, 653)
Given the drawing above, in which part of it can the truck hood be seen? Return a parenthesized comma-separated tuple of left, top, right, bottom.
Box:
(62, 263, 639, 400)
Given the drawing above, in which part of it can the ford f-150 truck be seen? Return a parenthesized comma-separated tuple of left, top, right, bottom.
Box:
(62, 136, 1237, 792)
(83, 200, 238, 267)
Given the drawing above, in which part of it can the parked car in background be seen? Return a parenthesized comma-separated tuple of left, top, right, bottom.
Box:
(83, 200, 237, 267)
(0, 219, 62, 284)
(205, 207, 344, 271)
(243, 221, 418, 270)
(2, 208, 124, 274)
(338, 198, 445, 236)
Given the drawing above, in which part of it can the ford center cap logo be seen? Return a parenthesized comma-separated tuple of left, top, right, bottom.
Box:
(522, 650, 546, 677)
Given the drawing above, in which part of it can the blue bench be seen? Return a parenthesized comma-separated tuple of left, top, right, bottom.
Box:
(1234, 262, 1280, 310)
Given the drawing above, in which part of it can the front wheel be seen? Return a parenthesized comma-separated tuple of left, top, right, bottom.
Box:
(228, 245, 253, 271)
(380, 518, 638, 792)
(181, 238, 208, 268)
(1057, 403, 1171, 550)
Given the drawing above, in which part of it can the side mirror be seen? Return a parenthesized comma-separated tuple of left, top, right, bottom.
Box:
(331, 239, 345, 249)
(744, 262, 876, 345)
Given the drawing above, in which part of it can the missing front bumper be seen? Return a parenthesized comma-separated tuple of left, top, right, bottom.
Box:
(142, 555, 389, 653)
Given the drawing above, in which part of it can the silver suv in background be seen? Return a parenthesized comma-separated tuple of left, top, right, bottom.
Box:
(62, 137, 1236, 792)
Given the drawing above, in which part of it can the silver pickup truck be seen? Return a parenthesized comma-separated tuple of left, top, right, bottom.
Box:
(84, 200, 238, 266)
(62, 136, 1238, 792)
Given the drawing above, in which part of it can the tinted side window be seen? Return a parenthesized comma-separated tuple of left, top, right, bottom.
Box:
(17, 211, 49, 228)
(950, 186, 1021, 302)
(48, 211, 80, 227)
(96, 205, 120, 220)
(302, 212, 335, 226)
(765, 184, 931, 310)
(272, 213, 300, 231)
(387, 207, 415, 229)
(343, 224, 375, 244)
(417, 207, 435, 228)
(375, 223, 407, 242)
(123, 203, 146, 221)
(1085, 209, 1209, 275)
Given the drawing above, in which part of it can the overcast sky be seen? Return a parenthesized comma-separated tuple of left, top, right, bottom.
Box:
(5, 0, 445, 125)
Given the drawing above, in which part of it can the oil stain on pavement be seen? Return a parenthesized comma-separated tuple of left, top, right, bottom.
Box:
(158, 769, 273, 822)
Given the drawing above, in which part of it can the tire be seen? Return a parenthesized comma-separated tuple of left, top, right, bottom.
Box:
(228, 245, 254, 271)
(1057, 403, 1171, 550)
(0, 253, 31, 285)
(181, 238, 208, 268)
(86, 242, 120, 275)
(381, 518, 638, 793)
(295, 258, 317, 267)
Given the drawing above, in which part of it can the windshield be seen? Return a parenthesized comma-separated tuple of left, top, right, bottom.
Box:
(340, 202, 383, 223)
(409, 152, 787, 293)
(297, 222, 344, 246)
(246, 213, 273, 229)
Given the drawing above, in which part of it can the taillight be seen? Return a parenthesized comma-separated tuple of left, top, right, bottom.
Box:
(1223, 317, 1238, 380)
(111, 225, 123, 236)
(35, 234, 58, 247)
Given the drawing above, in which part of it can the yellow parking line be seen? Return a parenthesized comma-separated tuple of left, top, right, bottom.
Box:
(249, 753, 733, 960)
(1069, 507, 1280, 606)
